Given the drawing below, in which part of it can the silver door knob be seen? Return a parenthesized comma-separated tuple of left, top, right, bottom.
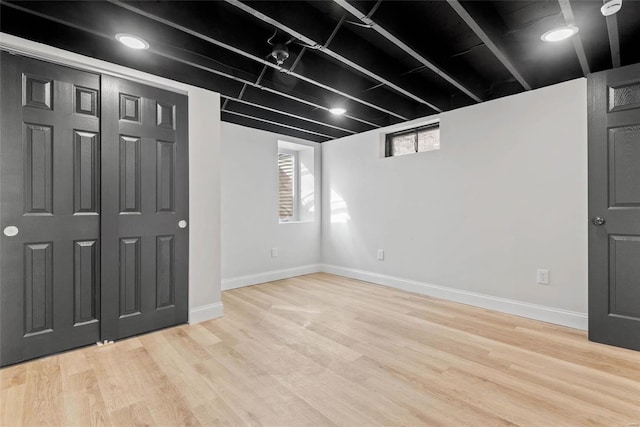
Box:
(593, 217, 606, 226)
(3, 226, 19, 237)
(178, 220, 187, 229)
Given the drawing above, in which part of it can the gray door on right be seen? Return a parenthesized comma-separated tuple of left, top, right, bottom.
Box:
(588, 63, 640, 351)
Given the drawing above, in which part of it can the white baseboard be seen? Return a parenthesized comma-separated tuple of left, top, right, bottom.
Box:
(222, 264, 322, 291)
(189, 302, 224, 324)
(320, 264, 588, 330)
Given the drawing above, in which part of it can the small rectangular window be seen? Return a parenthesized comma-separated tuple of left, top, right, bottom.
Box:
(385, 123, 440, 157)
(278, 141, 315, 223)
(278, 151, 296, 221)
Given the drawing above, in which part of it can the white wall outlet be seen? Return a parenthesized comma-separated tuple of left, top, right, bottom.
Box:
(377, 249, 384, 260)
(537, 269, 550, 285)
(271, 247, 278, 258)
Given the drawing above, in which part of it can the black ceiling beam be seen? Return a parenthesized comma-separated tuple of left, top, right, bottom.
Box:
(1, 1, 379, 134)
(224, 0, 443, 113)
(221, 110, 333, 141)
(333, 0, 483, 104)
(283, 51, 432, 121)
(558, 0, 590, 75)
(223, 100, 349, 139)
(239, 86, 373, 134)
(604, 4, 621, 68)
(110, 0, 411, 121)
(221, 112, 328, 143)
(222, 95, 355, 136)
(446, 0, 532, 91)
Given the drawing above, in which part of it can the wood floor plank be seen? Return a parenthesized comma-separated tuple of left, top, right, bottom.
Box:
(1, 273, 640, 426)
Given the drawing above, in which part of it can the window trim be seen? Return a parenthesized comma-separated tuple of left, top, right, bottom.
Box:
(385, 122, 440, 157)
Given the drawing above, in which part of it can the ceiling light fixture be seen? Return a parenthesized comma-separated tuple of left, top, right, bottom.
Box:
(601, 0, 622, 16)
(115, 33, 150, 50)
(329, 107, 346, 115)
(540, 25, 579, 42)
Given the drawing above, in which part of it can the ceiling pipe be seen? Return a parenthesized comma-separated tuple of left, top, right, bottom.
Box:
(224, 0, 443, 113)
(333, 0, 483, 103)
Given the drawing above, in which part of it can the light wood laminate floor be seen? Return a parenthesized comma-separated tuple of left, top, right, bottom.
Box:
(1, 273, 639, 426)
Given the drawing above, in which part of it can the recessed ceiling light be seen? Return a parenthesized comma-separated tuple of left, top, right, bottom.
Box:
(115, 33, 149, 50)
(601, 0, 622, 16)
(540, 25, 579, 42)
(329, 107, 346, 115)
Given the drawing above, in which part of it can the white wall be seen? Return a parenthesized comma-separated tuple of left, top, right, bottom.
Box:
(221, 123, 322, 289)
(0, 33, 223, 323)
(322, 78, 588, 328)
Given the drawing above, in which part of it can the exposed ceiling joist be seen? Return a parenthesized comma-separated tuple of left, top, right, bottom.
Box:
(222, 109, 335, 139)
(2, 0, 379, 132)
(333, 0, 483, 103)
(153, 49, 380, 129)
(221, 95, 356, 135)
(224, 0, 443, 113)
(4, 0, 633, 143)
(604, 9, 621, 68)
(558, 0, 590, 75)
(446, 0, 532, 91)
(257, 88, 380, 128)
(110, 0, 410, 120)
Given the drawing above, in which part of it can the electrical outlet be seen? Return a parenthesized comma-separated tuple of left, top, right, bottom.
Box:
(377, 249, 384, 260)
(537, 269, 549, 285)
(271, 247, 278, 258)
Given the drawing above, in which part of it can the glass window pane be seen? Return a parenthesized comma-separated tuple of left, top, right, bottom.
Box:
(417, 127, 440, 152)
(391, 133, 416, 156)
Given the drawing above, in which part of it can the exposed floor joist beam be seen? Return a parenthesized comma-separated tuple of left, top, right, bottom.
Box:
(1, 0, 380, 132)
(224, 0, 443, 113)
(110, 0, 410, 120)
(604, 6, 621, 68)
(333, 0, 483, 103)
(221, 95, 356, 135)
(222, 109, 335, 139)
(558, 0, 590, 75)
(446, 0, 532, 91)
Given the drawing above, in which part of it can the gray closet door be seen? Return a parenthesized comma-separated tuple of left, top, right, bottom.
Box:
(100, 75, 189, 340)
(0, 52, 101, 366)
(588, 63, 640, 351)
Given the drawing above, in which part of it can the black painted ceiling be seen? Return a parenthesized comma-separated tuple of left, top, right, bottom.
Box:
(1, 0, 639, 142)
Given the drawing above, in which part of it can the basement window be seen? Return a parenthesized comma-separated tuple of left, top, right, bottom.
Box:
(278, 150, 297, 221)
(385, 123, 440, 157)
(278, 141, 315, 223)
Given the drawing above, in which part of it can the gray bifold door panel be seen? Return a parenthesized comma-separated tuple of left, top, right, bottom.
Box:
(588, 62, 640, 351)
(100, 75, 189, 341)
(0, 52, 189, 367)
